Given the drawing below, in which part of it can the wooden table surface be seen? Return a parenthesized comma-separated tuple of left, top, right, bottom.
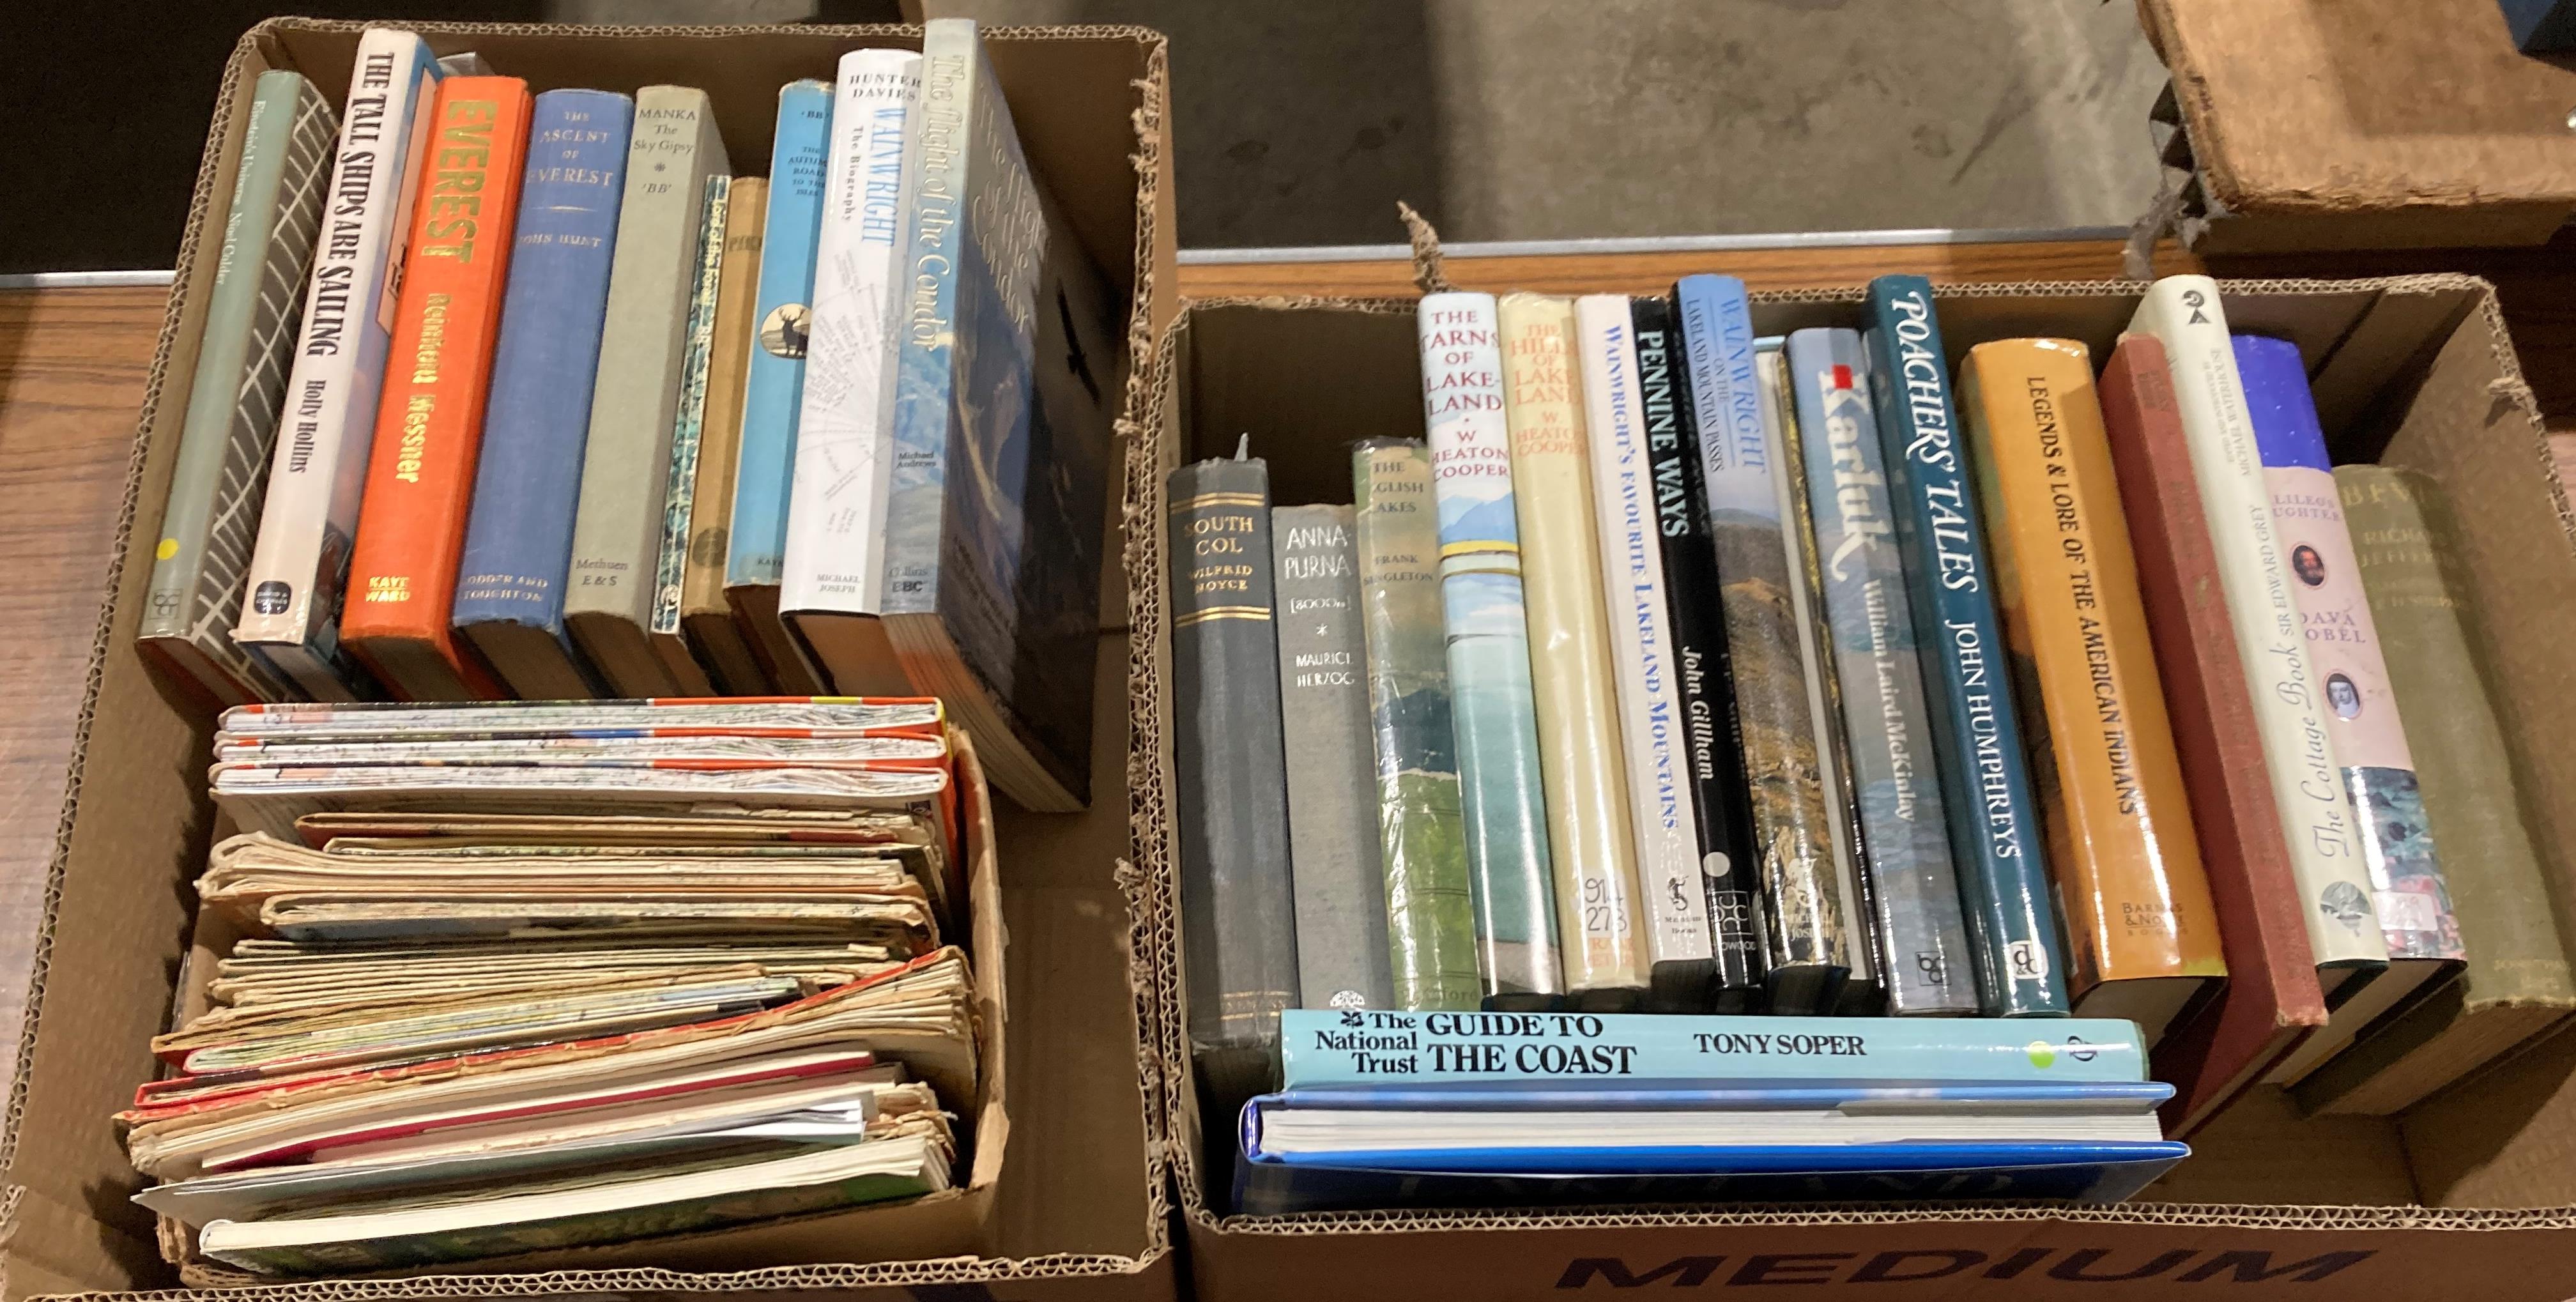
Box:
(3, 233, 2572, 1099)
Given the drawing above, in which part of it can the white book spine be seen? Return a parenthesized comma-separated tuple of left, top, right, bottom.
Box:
(1574, 295, 1713, 968)
(2128, 276, 2386, 967)
(233, 29, 441, 695)
(779, 49, 923, 616)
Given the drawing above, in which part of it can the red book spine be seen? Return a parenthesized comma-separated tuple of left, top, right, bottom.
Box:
(342, 78, 534, 700)
(2099, 332, 2326, 1137)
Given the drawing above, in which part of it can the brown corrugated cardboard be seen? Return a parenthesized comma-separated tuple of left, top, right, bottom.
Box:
(1132, 279, 2576, 1300)
(2136, 0, 2576, 252)
(2, 17, 1177, 1302)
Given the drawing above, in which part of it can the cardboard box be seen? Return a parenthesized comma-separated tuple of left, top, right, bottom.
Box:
(0, 18, 1178, 1301)
(1130, 279, 2576, 1300)
(2137, 0, 2576, 252)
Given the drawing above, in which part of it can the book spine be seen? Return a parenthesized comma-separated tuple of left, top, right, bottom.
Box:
(235, 32, 443, 699)
(881, 24, 984, 618)
(1416, 292, 1567, 1008)
(142, 72, 335, 702)
(679, 177, 771, 693)
(1785, 328, 1979, 1015)
(653, 174, 732, 645)
(1862, 275, 2070, 1016)
(1497, 294, 1650, 1004)
(340, 78, 533, 699)
(450, 90, 632, 640)
(2128, 279, 2385, 970)
(1574, 295, 1716, 1006)
(1354, 441, 1484, 1012)
(1630, 296, 1766, 1008)
(1165, 456, 1300, 1064)
(1962, 338, 2228, 999)
(726, 80, 832, 592)
(1671, 276, 1853, 1011)
(1761, 344, 1883, 1014)
(1278, 1008, 2149, 1086)
(564, 86, 729, 629)
(1273, 504, 1397, 1011)
(781, 53, 922, 617)
(2342, 467, 2570, 999)
(2241, 337, 2462, 963)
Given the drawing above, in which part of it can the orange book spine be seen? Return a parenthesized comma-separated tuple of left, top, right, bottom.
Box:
(342, 77, 533, 699)
(1958, 338, 2227, 997)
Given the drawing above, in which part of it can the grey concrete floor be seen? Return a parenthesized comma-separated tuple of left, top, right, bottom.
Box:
(919, 0, 2172, 248)
(0, 0, 2166, 272)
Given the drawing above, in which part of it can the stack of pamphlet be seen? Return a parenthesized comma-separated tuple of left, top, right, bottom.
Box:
(1238, 1009, 2188, 1214)
(120, 698, 979, 1277)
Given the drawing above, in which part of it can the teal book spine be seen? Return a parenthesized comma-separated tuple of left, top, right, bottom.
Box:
(650, 174, 732, 641)
(1784, 327, 1980, 1016)
(1860, 275, 2069, 1016)
(1279, 1008, 2146, 1085)
(1417, 293, 1566, 1009)
(724, 80, 831, 589)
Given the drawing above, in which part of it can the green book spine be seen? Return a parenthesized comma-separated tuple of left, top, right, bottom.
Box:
(1354, 439, 1482, 1011)
(141, 70, 336, 702)
(652, 174, 732, 640)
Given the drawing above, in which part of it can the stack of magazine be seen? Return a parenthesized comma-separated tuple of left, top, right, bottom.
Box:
(120, 698, 978, 1278)
(1238, 1009, 2188, 1214)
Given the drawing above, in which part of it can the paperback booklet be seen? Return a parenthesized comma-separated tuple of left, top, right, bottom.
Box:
(640, 172, 736, 698)
(1574, 296, 1717, 1008)
(140, 70, 335, 707)
(1672, 277, 1853, 1015)
(678, 176, 773, 695)
(234, 31, 446, 701)
(1416, 293, 1567, 1009)
(877, 19, 1124, 813)
(1862, 275, 2068, 1017)
(1782, 328, 1977, 1017)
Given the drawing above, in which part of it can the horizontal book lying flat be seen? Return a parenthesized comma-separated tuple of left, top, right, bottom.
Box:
(211, 765, 949, 844)
(218, 697, 946, 740)
(1278, 1009, 2149, 1086)
(195, 1130, 949, 1276)
(215, 734, 951, 765)
(289, 808, 936, 851)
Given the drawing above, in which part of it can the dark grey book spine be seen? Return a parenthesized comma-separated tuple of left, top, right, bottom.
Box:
(1167, 454, 1301, 1100)
(1272, 504, 1397, 1009)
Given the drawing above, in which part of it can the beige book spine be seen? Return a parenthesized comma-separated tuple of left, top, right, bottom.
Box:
(684, 178, 767, 625)
(1498, 293, 1648, 1000)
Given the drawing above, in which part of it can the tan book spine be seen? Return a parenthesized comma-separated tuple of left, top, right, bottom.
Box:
(1960, 338, 2227, 1023)
(682, 177, 772, 694)
(1497, 293, 1648, 1002)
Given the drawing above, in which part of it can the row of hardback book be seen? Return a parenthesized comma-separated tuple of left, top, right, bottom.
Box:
(124, 697, 972, 1278)
(1170, 272, 2572, 1132)
(135, 22, 1119, 812)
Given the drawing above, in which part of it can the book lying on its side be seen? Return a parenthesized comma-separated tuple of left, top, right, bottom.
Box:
(1276, 1007, 2149, 1086)
(340, 77, 535, 703)
(234, 31, 445, 701)
(2296, 468, 2576, 1116)
(139, 70, 335, 707)
(1958, 337, 2226, 1043)
(449, 89, 634, 701)
(195, 1131, 949, 1276)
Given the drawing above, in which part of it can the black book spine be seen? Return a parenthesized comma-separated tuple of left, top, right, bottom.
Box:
(1166, 452, 1300, 1101)
(1630, 296, 1770, 1010)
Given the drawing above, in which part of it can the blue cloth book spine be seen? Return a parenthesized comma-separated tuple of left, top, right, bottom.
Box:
(1278, 1007, 2147, 1085)
(452, 91, 633, 640)
(1783, 327, 1979, 1016)
(1860, 275, 2070, 1017)
(725, 80, 831, 590)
